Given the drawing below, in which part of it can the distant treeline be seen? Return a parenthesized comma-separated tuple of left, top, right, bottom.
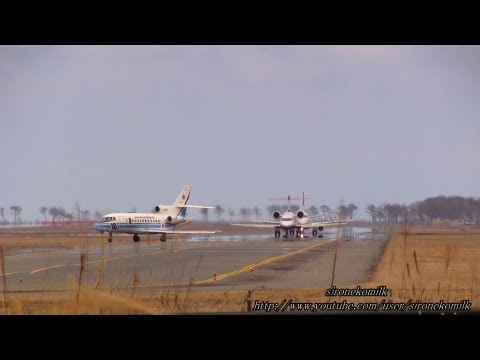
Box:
(1, 196, 479, 226)
(366, 196, 480, 224)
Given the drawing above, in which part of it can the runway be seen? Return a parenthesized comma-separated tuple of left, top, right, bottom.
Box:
(1, 228, 386, 293)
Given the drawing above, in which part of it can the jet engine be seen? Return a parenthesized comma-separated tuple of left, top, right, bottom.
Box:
(296, 210, 310, 225)
(272, 211, 281, 219)
(166, 215, 175, 224)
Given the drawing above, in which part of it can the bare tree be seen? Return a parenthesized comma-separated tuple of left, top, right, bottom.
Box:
(337, 205, 348, 220)
(94, 211, 103, 221)
(57, 207, 67, 221)
(0, 207, 5, 224)
(307, 205, 319, 217)
(239, 208, 251, 222)
(252, 206, 262, 220)
(320, 205, 330, 221)
(74, 201, 82, 223)
(366, 204, 377, 224)
(347, 203, 358, 219)
(228, 208, 235, 223)
(81, 210, 90, 221)
(214, 205, 225, 222)
(9, 205, 22, 225)
(40, 206, 48, 221)
(48, 207, 56, 223)
(200, 208, 209, 222)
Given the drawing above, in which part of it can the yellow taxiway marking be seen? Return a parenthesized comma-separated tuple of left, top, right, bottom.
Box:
(6, 247, 76, 258)
(195, 240, 332, 284)
(28, 242, 213, 275)
(29, 250, 173, 274)
(24, 240, 332, 287)
(145, 239, 334, 287)
(0, 271, 21, 277)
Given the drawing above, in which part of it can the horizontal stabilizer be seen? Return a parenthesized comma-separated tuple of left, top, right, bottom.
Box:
(180, 205, 216, 209)
(230, 223, 277, 228)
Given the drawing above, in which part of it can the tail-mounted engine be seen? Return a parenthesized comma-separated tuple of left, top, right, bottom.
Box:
(297, 211, 304, 219)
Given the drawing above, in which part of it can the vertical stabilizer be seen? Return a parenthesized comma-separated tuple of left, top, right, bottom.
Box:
(174, 185, 191, 207)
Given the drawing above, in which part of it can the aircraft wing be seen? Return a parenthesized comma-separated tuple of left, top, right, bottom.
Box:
(301, 220, 349, 228)
(230, 223, 279, 228)
(162, 230, 220, 234)
(132, 228, 220, 235)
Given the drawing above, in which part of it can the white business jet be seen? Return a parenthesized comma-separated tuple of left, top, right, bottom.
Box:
(93, 185, 219, 242)
(231, 193, 348, 239)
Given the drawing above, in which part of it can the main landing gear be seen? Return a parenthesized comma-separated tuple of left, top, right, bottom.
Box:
(133, 234, 140, 243)
(275, 228, 321, 240)
(108, 232, 113, 242)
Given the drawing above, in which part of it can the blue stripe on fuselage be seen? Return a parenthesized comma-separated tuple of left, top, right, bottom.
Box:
(93, 223, 176, 232)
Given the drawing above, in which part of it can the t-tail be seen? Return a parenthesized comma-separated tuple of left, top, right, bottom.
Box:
(174, 185, 192, 208)
(172, 184, 215, 217)
(154, 185, 213, 218)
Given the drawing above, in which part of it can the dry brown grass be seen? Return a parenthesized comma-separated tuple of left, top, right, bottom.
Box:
(9, 290, 153, 314)
(364, 229, 480, 307)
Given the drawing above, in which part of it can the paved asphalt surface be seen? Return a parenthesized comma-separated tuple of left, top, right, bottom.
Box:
(1, 228, 387, 293)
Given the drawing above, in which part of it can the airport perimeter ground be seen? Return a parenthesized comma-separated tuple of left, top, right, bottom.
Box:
(0, 223, 479, 314)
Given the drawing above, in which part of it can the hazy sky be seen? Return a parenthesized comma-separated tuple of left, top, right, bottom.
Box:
(1, 45, 479, 221)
